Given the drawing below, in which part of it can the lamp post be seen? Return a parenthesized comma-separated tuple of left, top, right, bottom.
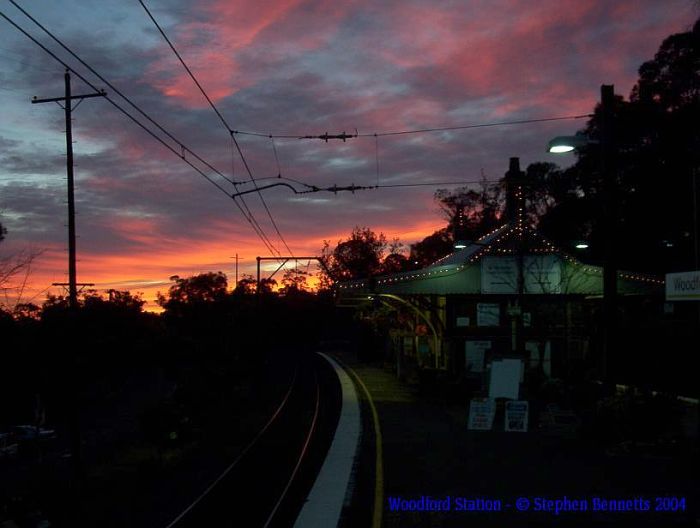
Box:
(548, 84, 617, 381)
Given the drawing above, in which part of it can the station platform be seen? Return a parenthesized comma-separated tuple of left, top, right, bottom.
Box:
(330, 350, 698, 528)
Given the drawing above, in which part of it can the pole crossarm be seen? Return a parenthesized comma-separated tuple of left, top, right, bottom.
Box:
(32, 90, 106, 104)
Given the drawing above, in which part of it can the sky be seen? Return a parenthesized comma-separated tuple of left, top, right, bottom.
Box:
(0, 0, 697, 310)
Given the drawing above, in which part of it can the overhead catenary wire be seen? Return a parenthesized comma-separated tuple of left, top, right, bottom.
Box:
(230, 113, 593, 140)
(138, 0, 294, 258)
(9, 0, 239, 188)
(4, 4, 593, 254)
(230, 135, 293, 257)
(1, 4, 281, 257)
(3, 2, 281, 258)
(231, 178, 497, 198)
(270, 137, 282, 177)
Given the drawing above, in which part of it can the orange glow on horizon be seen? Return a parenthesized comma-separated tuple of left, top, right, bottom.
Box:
(4, 218, 445, 313)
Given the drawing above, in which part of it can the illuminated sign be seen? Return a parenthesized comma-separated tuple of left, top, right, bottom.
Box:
(665, 270, 700, 301)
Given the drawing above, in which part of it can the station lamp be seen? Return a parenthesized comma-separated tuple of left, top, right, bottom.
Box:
(546, 133, 597, 153)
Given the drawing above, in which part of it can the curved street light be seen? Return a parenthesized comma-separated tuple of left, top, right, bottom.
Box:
(546, 133, 597, 153)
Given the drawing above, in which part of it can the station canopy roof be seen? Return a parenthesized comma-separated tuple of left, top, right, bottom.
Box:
(337, 223, 663, 298)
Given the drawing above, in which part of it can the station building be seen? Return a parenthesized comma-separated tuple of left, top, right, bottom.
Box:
(336, 159, 664, 387)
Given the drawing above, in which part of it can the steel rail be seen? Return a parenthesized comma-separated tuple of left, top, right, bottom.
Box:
(163, 364, 300, 528)
(263, 369, 321, 528)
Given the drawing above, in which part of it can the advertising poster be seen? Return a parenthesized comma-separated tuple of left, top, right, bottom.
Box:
(468, 398, 496, 431)
(505, 400, 529, 432)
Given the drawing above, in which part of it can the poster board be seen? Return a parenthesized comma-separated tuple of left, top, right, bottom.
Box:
(505, 400, 529, 432)
(488, 359, 522, 400)
(456, 316, 470, 327)
(476, 303, 500, 326)
(465, 340, 490, 373)
(468, 398, 496, 430)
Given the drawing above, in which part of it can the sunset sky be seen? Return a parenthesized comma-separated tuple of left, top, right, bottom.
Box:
(0, 0, 697, 310)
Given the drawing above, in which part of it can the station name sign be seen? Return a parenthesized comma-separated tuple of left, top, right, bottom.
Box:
(481, 255, 562, 294)
(665, 270, 700, 301)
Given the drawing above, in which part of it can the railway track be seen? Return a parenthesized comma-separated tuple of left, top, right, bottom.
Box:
(163, 352, 341, 528)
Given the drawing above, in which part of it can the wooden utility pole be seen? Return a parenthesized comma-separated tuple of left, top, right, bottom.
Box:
(32, 71, 105, 309)
(600, 84, 616, 381)
(230, 253, 244, 285)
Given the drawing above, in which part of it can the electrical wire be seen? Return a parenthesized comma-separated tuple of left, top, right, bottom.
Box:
(231, 135, 292, 256)
(370, 180, 487, 189)
(230, 114, 593, 140)
(231, 178, 495, 198)
(0, 5, 281, 257)
(11, 1, 240, 186)
(3, 1, 279, 256)
(138, 0, 293, 258)
(357, 114, 593, 137)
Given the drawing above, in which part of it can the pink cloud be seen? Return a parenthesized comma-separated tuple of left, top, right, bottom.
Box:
(144, 0, 354, 107)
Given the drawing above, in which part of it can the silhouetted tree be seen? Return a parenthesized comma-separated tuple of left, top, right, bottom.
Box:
(409, 228, 453, 267)
(540, 17, 700, 272)
(381, 252, 411, 274)
(234, 274, 257, 295)
(0, 221, 42, 311)
(13, 302, 41, 321)
(259, 277, 277, 294)
(280, 268, 310, 293)
(520, 162, 577, 221)
(434, 177, 503, 240)
(157, 272, 228, 310)
(319, 226, 389, 282)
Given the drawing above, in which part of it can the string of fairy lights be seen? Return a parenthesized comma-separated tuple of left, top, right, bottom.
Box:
(338, 182, 664, 290)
